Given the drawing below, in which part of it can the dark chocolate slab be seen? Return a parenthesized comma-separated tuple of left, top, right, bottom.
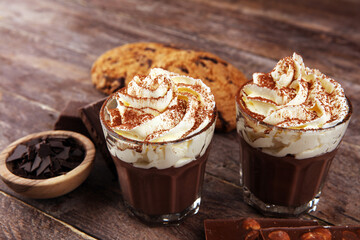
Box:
(204, 218, 319, 240)
(79, 98, 117, 177)
(260, 225, 360, 240)
(54, 100, 91, 138)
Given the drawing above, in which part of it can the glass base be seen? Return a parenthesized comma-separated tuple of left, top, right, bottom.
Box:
(125, 197, 201, 226)
(242, 187, 320, 216)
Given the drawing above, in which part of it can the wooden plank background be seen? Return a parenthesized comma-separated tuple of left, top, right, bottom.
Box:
(0, 0, 359, 239)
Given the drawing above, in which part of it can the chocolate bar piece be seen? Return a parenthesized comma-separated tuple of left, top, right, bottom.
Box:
(204, 218, 319, 240)
(260, 225, 360, 240)
(54, 101, 91, 138)
(79, 98, 117, 177)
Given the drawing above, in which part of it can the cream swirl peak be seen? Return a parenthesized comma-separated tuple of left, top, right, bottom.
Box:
(105, 68, 215, 142)
(240, 53, 349, 129)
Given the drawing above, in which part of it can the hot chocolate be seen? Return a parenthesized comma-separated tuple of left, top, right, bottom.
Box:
(112, 147, 210, 218)
(236, 53, 352, 215)
(100, 68, 216, 224)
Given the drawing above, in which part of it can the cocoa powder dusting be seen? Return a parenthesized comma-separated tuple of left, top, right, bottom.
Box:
(258, 73, 275, 89)
(106, 69, 215, 141)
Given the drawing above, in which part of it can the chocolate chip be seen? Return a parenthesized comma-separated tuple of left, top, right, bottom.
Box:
(195, 60, 206, 67)
(48, 139, 65, 150)
(178, 66, 189, 74)
(205, 77, 215, 82)
(147, 59, 153, 68)
(199, 56, 218, 64)
(144, 47, 156, 52)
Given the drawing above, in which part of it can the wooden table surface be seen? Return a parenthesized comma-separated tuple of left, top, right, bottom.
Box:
(0, 0, 359, 239)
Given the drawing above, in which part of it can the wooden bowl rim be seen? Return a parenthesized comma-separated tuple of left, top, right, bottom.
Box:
(0, 130, 95, 187)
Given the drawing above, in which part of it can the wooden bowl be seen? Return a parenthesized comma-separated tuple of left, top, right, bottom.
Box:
(0, 130, 95, 199)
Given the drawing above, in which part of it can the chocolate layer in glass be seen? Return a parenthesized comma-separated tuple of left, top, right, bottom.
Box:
(236, 95, 352, 215)
(239, 137, 337, 207)
(236, 53, 352, 215)
(112, 146, 210, 216)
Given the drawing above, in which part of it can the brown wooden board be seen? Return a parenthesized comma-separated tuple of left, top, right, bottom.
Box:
(0, 0, 359, 239)
(0, 191, 95, 239)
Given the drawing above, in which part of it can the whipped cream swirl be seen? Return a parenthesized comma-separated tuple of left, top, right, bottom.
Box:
(105, 68, 215, 142)
(241, 53, 349, 129)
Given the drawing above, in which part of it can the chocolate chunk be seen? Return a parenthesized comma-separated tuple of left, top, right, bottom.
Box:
(54, 101, 91, 138)
(38, 143, 53, 158)
(31, 155, 42, 172)
(27, 144, 37, 162)
(79, 98, 117, 177)
(36, 155, 51, 176)
(6, 144, 27, 162)
(26, 138, 42, 147)
(55, 146, 70, 160)
(20, 162, 32, 172)
(51, 158, 62, 173)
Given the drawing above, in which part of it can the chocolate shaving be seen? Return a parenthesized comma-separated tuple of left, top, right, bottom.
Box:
(6, 144, 27, 162)
(31, 155, 42, 172)
(6, 136, 85, 179)
(21, 162, 32, 172)
(36, 155, 51, 176)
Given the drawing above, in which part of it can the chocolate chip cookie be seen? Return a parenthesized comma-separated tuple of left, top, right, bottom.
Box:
(91, 42, 248, 132)
(91, 42, 178, 94)
(155, 50, 247, 132)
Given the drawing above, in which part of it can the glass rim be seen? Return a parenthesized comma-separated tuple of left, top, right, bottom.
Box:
(235, 81, 353, 133)
(100, 92, 217, 145)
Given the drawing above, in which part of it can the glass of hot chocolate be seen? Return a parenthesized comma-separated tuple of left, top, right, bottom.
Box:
(100, 68, 216, 225)
(236, 53, 352, 216)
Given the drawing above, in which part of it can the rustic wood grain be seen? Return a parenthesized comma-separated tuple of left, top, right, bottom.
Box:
(0, 191, 95, 240)
(0, 0, 359, 239)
